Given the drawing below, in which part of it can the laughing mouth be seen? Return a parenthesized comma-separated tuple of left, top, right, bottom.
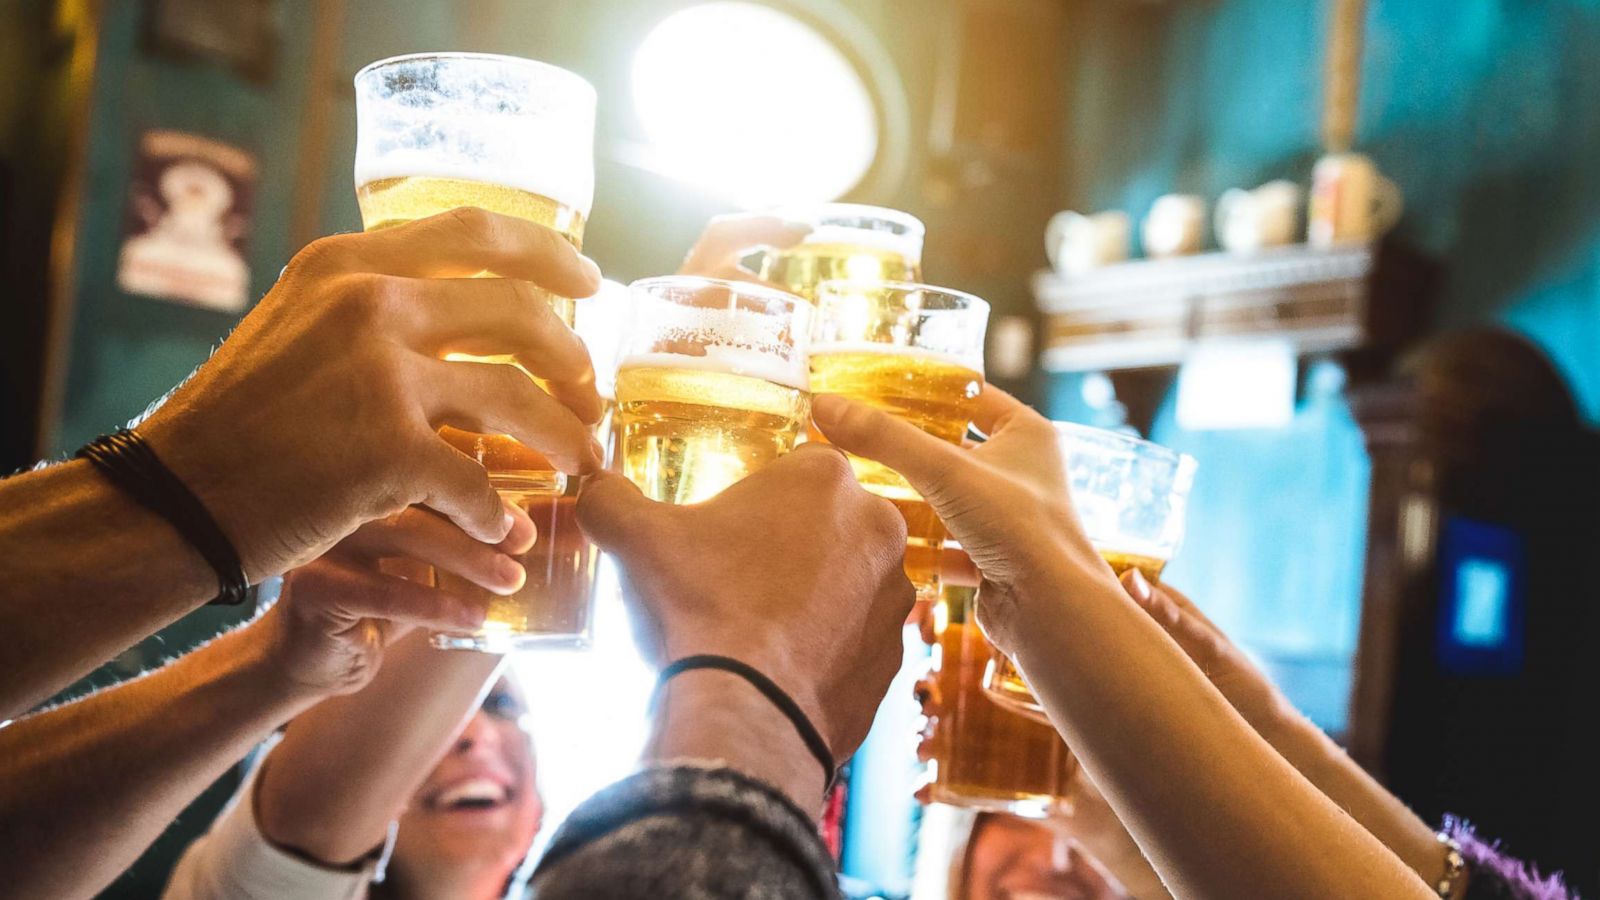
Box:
(430, 777, 513, 812)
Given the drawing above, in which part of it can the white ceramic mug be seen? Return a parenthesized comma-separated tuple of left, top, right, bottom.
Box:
(1308, 152, 1403, 246)
(1141, 194, 1207, 258)
(1216, 180, 1303, 253)
(1046, 210, 1131, 275)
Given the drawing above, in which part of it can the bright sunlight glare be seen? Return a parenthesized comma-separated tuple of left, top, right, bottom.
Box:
(631, 2, 879, 208)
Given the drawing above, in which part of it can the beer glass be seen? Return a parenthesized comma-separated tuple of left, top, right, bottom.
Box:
(809, 281, 988, 603)
(984, 423, 1197, 721)
(757, 204, 924, 300)
(925, 544, 1078, 818)
(430, 282, 626, 652)
(615, 276, 812, 505)
(354, 52, 596, 494)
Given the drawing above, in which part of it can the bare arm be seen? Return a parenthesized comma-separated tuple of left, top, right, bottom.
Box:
(1129, 574, 1458, 894)
(1008, 555, 1430, 900)
(0, 460, 217, 718)
(0, 504, 524, 899)
(644, 669, 827, 814)
(0, 624, 319, 898)
(816, 388, 1435, 900)
(0, 207, 604, 718)
(255, 632, 504, 864)
(531, 452, 914, 898)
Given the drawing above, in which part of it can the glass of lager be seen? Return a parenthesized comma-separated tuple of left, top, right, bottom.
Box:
(757, 204, 925, 300)
(354, 52, 596, 494)
(615, 276, 813, 505)
(925, 543, 1079, 818)
(809, 280, 989, 603)
(430, 282, 628, 653)
(984, 423, 1197, 721)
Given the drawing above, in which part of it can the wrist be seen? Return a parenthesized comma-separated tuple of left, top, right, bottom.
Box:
(986, 542, 1123, 657)
(646, 668, 828, 814)
(139, 407, 271, 582)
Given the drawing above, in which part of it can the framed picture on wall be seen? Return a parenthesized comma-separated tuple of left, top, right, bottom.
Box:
(116, 129, 257, 313)
(144, 0, 279, 83)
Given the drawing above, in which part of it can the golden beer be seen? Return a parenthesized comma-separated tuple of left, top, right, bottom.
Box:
(356, 175, 586, 241)
(758, 204, 924, 301)
(616, 359, 810, 505)
(809, 344, 984, 599)
(984, 549, 1170, 723)
(927, 547, 1078, 818)
(433, 486, 600, 650)
(355, 53, 596, 499)
(761, 240, 920, 301)
(616, 276, 813, 505)
(356, 174, 587, 491)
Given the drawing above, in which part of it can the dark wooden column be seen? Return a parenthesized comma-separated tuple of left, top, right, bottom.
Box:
(1344, 380, 1430, 775)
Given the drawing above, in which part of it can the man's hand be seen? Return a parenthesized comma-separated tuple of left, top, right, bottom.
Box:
(813, 386, 1113, 656)
(577, 445, 914, 762)
(139, 207, 605, 582)
(253, 500, 536, 700)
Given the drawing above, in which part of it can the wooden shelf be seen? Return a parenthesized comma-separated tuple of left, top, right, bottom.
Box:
(1033, 243, 1379, 373)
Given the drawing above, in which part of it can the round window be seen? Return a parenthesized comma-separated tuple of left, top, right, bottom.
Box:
(631, 2, 880, 207)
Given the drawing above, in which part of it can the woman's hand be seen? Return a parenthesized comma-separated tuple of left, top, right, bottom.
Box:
(812, 386, 1115, 655)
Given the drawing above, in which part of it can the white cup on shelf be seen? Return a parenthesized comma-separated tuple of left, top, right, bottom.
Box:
(1216, 180, 1302, 253)
(1046, 210, 1131, 276)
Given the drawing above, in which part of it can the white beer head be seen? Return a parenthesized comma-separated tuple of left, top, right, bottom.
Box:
(811, 280, 989, 377)
(778, 203, 926, 259)
(354, 52, 597, 218)
(618, 276, 812, 391)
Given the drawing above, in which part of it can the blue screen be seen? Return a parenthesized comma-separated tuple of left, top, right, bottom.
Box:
(1436, 517, 1524, 676)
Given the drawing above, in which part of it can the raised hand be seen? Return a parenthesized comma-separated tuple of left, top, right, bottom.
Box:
(139, 207, 605, 582)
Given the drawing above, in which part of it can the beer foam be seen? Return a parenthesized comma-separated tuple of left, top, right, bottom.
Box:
(801, 224, 921, 258)
(809, 341, 984, 376)
(619, 348, 810, 391)
(354, 150, 594, 218)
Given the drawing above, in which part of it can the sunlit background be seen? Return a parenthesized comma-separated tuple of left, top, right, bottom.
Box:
(627, 2, 879, 208)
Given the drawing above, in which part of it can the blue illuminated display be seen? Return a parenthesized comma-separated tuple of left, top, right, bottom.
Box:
(1436, 517, 1525, 676)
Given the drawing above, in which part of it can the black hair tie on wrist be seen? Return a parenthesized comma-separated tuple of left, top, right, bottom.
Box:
(77, 429, 251, 606)
(652, 654, 837, 790)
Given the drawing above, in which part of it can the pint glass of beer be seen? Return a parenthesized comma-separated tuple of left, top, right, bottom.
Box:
(615, 277, 813, 505)
(925, 544, 1078, 818)
(984, 423, 1197, 721)
(354, 52, 595, 494)
(810, 281, 989, 603)
(758, 204, 924, 300)
(429, 283, 627, 652)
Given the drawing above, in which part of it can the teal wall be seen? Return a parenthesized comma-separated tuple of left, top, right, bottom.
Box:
(42, 5, 319, 896)
(1049, 0, 1600, 732)
(1060, 0, 1600, 415)
(52, 1, 318, 454)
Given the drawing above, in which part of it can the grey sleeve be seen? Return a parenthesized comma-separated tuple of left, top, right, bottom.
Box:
(529, 764, 840, 900)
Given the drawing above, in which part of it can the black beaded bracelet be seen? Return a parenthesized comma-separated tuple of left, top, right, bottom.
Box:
(77, 429, 251, 606)
(651, 654, 837, 790)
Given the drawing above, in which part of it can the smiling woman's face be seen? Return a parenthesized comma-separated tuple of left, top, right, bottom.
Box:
(392, 678, 543, 884)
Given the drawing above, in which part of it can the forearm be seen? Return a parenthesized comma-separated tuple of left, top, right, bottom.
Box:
(1262, 712, 1455, 894)
(644, 669, 827, 816)
(0, 460, 216, 717)
(529, 672, 838, 898)
(257, 631, 504, 863)
(0, 623, 317, 898)
(1011, 559, 1433, 900)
